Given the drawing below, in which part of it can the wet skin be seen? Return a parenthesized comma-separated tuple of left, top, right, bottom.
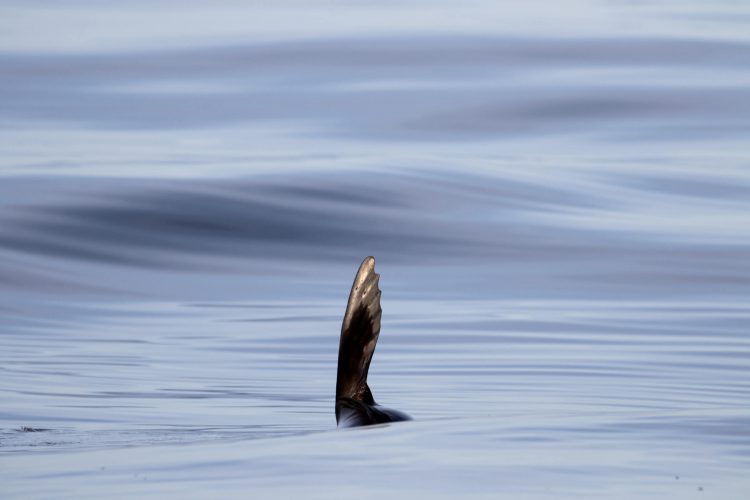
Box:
(335, 256, 411, 428)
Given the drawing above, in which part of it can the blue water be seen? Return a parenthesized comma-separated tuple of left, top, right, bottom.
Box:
(1, 1, 749, 498)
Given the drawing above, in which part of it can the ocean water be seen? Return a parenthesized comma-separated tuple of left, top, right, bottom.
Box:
(1, 1, 749, 498)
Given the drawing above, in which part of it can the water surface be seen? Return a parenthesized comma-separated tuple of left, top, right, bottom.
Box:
(1, 1, 749, 498)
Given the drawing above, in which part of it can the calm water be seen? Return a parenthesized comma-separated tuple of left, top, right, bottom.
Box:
(1, 1, 749, 498)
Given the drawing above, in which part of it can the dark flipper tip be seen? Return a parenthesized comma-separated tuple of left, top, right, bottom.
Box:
(335, 257, 411, 427)
(336, 257, 382, 403)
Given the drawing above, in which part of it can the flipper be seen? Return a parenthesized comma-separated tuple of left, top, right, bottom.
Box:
(335, 256, 411, 427)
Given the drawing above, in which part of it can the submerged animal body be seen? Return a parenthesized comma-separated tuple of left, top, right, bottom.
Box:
(335, 256, 411, 427)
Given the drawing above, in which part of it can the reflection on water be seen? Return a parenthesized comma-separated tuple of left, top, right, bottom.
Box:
(1, 0, 749, 498)
(2, 300, 749, 498)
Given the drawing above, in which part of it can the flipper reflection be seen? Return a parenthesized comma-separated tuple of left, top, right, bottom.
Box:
(335, 256, 411, 428)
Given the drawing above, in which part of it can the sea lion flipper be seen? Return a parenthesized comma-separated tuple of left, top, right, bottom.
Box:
(335, 257, 411, 427)
(336, 256, 381, 403)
